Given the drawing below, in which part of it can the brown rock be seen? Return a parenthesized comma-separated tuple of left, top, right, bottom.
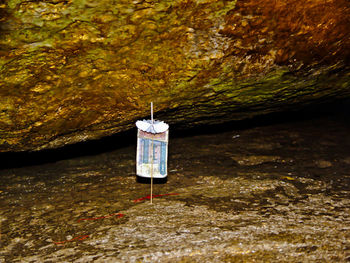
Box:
(314, 160, 332, 168)
(0, 0, 349, 152)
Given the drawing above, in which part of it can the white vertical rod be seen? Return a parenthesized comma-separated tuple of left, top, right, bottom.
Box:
(150, 102, 154, 204)
(151, 102, 154, 124)
(150, 138, 154, 204)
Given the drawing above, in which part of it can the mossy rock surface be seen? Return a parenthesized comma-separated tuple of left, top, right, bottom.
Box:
(0, 0, 349, 152)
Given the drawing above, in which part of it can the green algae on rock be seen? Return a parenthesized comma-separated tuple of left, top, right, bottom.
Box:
(0, 0, 349, 151)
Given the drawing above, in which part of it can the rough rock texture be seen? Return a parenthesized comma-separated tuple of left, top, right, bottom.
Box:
(1, 116, 350, 262)
(0, 0, 349, 152)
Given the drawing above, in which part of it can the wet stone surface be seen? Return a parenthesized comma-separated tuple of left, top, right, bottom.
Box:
(0, 115, 350, 262)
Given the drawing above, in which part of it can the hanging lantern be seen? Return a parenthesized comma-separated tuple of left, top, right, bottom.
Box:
(136, 104, 169, 180)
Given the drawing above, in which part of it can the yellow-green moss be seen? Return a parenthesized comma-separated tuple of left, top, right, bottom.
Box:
(0, 0, 349, 151)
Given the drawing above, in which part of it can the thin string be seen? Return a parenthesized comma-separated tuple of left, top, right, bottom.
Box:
(150, 138, 154, 204)
(150, 102, 154, 204)
(151, 102, 154, 124)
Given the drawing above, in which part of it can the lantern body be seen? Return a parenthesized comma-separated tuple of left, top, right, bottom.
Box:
(136, 129, 169, 178)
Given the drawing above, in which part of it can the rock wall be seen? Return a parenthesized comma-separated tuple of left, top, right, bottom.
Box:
(0, 0, 349, 151)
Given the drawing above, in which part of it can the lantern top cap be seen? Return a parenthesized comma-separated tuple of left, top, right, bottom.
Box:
(136, 119, 169, 134)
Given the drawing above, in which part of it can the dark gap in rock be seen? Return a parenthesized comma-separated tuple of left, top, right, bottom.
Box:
(0, 98, 349, 170)
(0, 129, 135, 170)
(171, 98, 350, 138)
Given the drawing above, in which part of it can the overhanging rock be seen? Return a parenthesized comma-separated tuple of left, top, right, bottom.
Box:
(0, 0, 349, 152)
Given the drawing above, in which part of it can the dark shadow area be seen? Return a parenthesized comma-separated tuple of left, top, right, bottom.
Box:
(136, 176, 168, 184)
(0, 129, 136, 170)
(170, 99, 350, 138)
(0, 98, 349, 170)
